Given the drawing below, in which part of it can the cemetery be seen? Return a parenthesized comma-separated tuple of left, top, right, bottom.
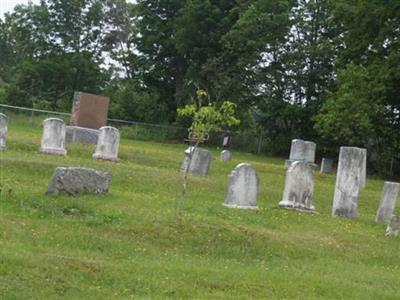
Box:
(0, 110, 399, 299)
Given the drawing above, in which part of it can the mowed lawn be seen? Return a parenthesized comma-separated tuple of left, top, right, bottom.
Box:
(0, 123, 399, 299)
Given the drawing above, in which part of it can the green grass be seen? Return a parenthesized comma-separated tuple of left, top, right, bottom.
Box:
(0, 123, 399, 299)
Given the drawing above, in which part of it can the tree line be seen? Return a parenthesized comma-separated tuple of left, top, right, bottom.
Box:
(0, 0, 399, 175)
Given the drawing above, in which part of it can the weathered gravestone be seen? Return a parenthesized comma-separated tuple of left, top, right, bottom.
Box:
(332, 147, 367, 218)
(279, 161, 316, 212)
(223, 163, 258, 209)
(0, 113, 8, 150)
(181, 147, 212, 176)
(40, 118, 67, 155)
(66, 126, 100, 144)
(47, 167, 111, 196)
(220, 150, 232, 162)
(70, 92, 109, 129)
(376, 182, 400, 223)
(386, 216, 400, 237)
(320, 158, 334, 174)
(93, 126, 120, 162)
(286, 139, 317, 168)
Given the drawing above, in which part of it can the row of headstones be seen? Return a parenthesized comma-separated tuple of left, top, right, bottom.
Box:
(0, 114, 120, 161)
(185, 146, 400, 236)
(2, 113, 399, 234)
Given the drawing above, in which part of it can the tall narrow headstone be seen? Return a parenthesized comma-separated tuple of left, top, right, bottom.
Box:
(40, 118, 67, 155)
(0, 113, 8, 151)
(220, 150, 232, 161)
(223, 163, 258, 209)
(376, 182, 400, 223)
(286, 139, 317, 168)
(332, 147, 367, 218)
(93, 126, 120, 162)
(320, 158, 334, 173)
(181, 147, 212, 176)
(279, 161, 316, 212)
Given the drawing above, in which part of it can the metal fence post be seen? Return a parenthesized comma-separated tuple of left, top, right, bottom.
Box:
(134, 123, 138, 139)
(29, 110, 34, 125)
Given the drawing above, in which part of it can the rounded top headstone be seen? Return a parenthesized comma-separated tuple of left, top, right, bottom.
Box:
(43, 117, 65, 125)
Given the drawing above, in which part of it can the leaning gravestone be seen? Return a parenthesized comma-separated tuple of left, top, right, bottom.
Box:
(220, 150, 232, 162)
(93, 126, 120, 162)
(47, 167, 111, 196)
(181, 147, 212, 176)
(386, 215, 400, 237)
(376, 182, 400, 223)
(286, 139, 317, 168)
(223, 163, 258, 209)
(332, 147, 367, 218)
(279, 161, 316, 212)
(320, 158, 333, 173)
(0, 113, 8, 151)
(40, 118, 67, 155)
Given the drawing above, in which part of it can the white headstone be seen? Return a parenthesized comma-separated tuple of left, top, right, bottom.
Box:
(289, 139, 306, 161)
(332, 147, 367, 218)
(40, 118, 67, 155)
(279, 161, 316, 212)
(181, 147, 212, 176)
(223, 163, 258, 209)
(287, 139, 317, 168)
(320, 158, 334, 173)
(376, 182, 400, 223)
(304, 141, 316, 163)
(0, 113, 8, 151)
(93, 126, 120, 162)
(220, 150, 232, 161)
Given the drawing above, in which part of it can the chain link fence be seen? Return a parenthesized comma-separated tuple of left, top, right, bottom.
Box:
(0, 104, 265, 153)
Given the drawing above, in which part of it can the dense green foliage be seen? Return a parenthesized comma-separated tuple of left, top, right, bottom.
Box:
(0, 0, 399, 174)
(1, 120, 400, 299)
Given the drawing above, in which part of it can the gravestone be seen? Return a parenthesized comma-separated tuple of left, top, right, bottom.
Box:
(0, 113, 8, 150)
(70, 91, 109, 129)
(286, 139, 317, 168)
(220, 150, 232, 161)
(279, 161, 316, 212)
(223, 163, 258, 209)
(66, 126, 100, 144)
(376, 182, 400, 223)
(47, 167, 111, 196)
(386, 216, 400, 237)
(93, 126, 120, 162)
(320, 158, 334, 173)
(181, 147, 212, 176)
(40, 118, 67, 155)
(332, 147, 367, 218)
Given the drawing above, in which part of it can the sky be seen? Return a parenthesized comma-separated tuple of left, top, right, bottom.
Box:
(0, 0, 135, 19)
(0, 0, 40, 18)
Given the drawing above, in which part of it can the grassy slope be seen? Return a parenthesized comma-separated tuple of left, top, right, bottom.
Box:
(0, 123, 399, 299)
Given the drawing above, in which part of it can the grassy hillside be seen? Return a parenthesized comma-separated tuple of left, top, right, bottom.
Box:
(0, 123, 399, 299)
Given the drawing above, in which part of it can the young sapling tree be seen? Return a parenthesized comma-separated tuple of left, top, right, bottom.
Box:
(177, 90, 240, 216)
